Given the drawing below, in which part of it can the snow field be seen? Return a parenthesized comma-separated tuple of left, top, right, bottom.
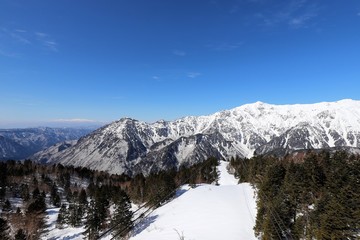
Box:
(130, 161, 257, 240)
(41, 161, 257, 240)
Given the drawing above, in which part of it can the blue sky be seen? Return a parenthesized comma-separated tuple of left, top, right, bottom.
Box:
(1, 0, 360, 127)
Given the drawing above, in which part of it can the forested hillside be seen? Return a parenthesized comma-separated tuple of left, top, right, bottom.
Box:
(230, 151, 360, 239)
(0, 158, 218, 239)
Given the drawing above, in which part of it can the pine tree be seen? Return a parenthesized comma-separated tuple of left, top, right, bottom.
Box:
(112, 190, 133, 239)
(14, 228, 27, 240)
(50, 183, 61, 207)
(78, 188, 88, 206)
(84, 199, 101, 240)
(56, 204, 68, 228)
(2, 199, 12, 212)
(0, 217, 11, 240)
(0, 162, 7, 200)
(27, 191, 46, 214)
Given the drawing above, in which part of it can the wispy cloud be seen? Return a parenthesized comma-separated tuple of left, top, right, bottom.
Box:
(1, 27, 31, 44)
(173, 49, 186, 56)
(0, 49, 19, 58)
(187, 72, 201, 78)
(207, 42, 243, 51)
(0, 27, 58, 56)
(35, 31, 58, 52)
(51, 118, 98, 123)
(152, 75, 162, 82)
(255, 0, 319, 28)
(14, 29, 27, 33)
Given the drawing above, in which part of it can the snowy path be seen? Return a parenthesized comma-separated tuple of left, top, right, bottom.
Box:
(41, 161, 257, 240)
(130, 161, 257, 240)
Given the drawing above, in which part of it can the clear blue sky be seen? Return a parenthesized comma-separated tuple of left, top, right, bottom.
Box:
(1, 0, 360, 128)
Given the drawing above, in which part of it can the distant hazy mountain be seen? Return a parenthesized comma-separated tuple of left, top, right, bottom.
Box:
(32, 99, 360, 175)
(0, 127, 95, 160)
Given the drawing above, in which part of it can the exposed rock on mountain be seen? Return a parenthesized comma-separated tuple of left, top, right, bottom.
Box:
(32, 99, 360, 175)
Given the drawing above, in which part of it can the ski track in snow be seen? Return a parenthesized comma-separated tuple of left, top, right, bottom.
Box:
(130, 161, 257, 240)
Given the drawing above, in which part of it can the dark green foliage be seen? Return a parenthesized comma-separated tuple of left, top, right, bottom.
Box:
(112, 190, 133, 238)
(0, 217, 10, 240)
(68, 203, 84, 227)
(84, 199, 102, 240)
(2, 199, 11, 212)
(230, 151, 360, 239)
(146, 169, 177, 207)
(1, 157, 221, 238)
(27, 191, 46, 214)
(0, 162, 7, 199)
(32, 187, 40, 199)
(78, 188, 88, 206)
(84, 186, 111, 239)
(14, 228, 27, 240)
(50, 183, 61, 207)
(56, 204, 67, 228)
(20, 184, 30, 202)
(128, 157, 220, 204)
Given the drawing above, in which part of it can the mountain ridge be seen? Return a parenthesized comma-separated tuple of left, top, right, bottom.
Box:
(31, 99, 360, 175)
(0, 127, 95, 160)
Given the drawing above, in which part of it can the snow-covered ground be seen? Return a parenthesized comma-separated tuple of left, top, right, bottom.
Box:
(130, 161, 257, 240)
(41, 161, 257, 240)
(42, 208, 86, 240)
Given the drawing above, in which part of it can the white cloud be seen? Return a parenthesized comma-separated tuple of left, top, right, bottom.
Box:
(152, 76, 160, 80)
(173, 50, 186, 56)
(15, 29, 27, 33)
(51, 118, 98, 123)
(0, 27, 30, 44)
(35, 32, 48, 37)
(187, 72, 201, 78)
(255, 0, 319, 28)
(35, 32, 58, 51)
(207, 42, 243, 51)
(0, 27, 58, 54)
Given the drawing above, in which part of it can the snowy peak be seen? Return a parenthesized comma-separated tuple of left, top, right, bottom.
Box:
(32, 99, 360, 175)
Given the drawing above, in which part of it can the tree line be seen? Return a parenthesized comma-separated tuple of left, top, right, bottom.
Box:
(230, 151, 360, 239)
(0, 157, 219, 239)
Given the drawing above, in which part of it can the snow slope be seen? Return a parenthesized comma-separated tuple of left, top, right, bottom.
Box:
(41, 161, 257, 240)
(130, 161, 257, 240)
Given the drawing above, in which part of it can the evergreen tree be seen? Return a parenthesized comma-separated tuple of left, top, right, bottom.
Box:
(0, 163, 7, 200)
(78, 188, 88, 206)
(32, 187, 40, 199)
(14, 228, 27, 240)
(27, 192, 46, 214)
(2, 199, 12, 212)
(0, 217, 10, 240)
(68, 203, 83, 227)
(112, 190, 133, 238)
(50, 183, 61, 207)
(56, 204, 68, 228)
(84, 199, 101, 240)
(84, 187, 110, 239)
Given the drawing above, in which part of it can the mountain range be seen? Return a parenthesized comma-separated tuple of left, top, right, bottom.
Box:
(0, 127, 94, 160)
(31, 99, 360, 176)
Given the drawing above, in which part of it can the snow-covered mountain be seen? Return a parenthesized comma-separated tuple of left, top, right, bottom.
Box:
(32, 99, 360, 175)
(0, 128, 94, 160)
